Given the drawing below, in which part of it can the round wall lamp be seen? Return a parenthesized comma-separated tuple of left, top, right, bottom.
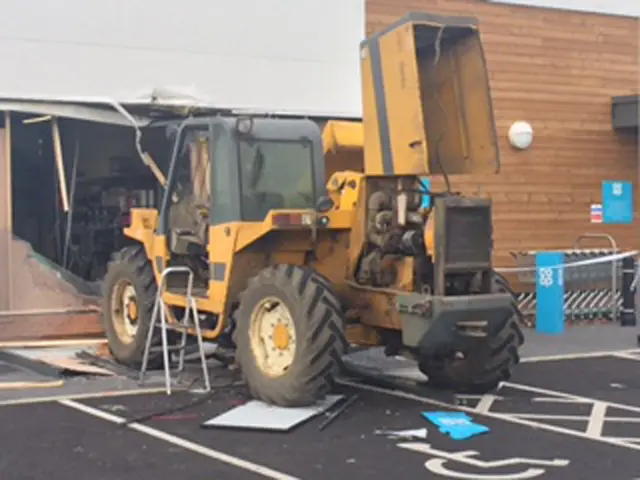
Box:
(508, 121, 534, 150)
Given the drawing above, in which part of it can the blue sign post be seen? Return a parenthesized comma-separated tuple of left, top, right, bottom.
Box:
(602, 181, 633, 224)
(536, 251, 565, 335)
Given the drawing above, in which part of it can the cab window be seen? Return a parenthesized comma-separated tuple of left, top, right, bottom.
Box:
(238, 139, 315, 221)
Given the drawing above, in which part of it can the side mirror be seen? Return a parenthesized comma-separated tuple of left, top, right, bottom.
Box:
(315, 196, 334, 213)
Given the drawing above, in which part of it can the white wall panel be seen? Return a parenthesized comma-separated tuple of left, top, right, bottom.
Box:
(0, 0, 365, 117)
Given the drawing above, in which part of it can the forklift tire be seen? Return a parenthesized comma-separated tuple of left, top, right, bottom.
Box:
(233, 264, 348, 407)
(101, 245, 162, 369)
(418, 272, 525, 393)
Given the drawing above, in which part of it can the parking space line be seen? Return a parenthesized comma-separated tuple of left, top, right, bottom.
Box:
(532, 397, 590, 403)
(475, 394, 499, 413)
(0, 387, 173, 407)
(510, 414, 586, 421)
(500, 382, 640, 414)
(611, 352, 640, 361)
(59, 399, 301, 480)
(338, 379, 640, 452)
(605, 437, 640, 444)
(585, 402, 607, 438)
(520, 349, 640, 363)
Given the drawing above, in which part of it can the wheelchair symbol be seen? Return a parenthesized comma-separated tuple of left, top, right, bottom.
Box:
(397, 442, 570, 479)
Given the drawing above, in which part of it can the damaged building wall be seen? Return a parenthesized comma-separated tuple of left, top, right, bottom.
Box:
(0, 114, 169, 341)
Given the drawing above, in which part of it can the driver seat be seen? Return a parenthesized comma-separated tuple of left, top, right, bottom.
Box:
(168, 200, 209, 256)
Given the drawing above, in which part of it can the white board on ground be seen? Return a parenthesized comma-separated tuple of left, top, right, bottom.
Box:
(202, 395, 344, 431)
(0, 0, 365, 118)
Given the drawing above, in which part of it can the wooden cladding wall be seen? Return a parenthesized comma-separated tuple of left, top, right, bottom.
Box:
(368, 0, 639, 266)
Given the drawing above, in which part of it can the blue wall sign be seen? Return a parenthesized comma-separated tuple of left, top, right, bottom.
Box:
(602, 181, 633, 224)
(419, 177, 432, 209)
(536, 251, 565, 335)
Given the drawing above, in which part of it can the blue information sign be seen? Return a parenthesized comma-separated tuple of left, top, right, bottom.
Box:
(535, 251, 565, 335)
(602, 181, 633, 224)
(419, 177, 432, 209)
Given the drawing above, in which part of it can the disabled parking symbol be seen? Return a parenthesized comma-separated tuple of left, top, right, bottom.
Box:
(397, 442, 570, 479)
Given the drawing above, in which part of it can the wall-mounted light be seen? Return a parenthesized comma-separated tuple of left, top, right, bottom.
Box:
(508, 121, 534, 150)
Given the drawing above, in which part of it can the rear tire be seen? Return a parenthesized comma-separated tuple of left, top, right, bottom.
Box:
(102, 246, 162, 368)
(418, 272, 525, 393)
(233, 264, 348, 407)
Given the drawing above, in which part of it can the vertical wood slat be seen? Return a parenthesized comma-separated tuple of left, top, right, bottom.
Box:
(0, 112, 13, 311)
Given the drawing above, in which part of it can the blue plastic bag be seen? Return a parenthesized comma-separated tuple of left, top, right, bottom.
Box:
(422, 411, 490, 440)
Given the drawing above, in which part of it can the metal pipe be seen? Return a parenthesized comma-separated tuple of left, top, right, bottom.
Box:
(63, 137, 80, 269)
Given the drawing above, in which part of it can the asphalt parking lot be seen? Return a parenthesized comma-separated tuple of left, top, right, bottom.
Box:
(2, 351, 640, 480)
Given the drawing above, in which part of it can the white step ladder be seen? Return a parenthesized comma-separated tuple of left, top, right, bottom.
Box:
(139, 266, 212, 395)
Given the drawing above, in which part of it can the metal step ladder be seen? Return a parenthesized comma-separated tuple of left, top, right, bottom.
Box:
(139, 266, 212, 395)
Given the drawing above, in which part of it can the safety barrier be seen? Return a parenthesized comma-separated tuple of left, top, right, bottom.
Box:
(496, 233, 638, 332)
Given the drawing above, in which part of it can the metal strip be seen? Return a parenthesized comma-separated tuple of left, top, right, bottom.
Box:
(368, 40, 394, 174)
(210, 263, 226, 282)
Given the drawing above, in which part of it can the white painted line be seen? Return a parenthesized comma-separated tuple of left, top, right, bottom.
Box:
(511, 414, 640, 422)
(476, 394, 499, 414)
(532, 397, 591, 404)
(509, 414, 587, 421)
(611, 352, 640, 361)
(585, 402, 607, 438)
(59, 399, 300, 480)
(501, 381, 640, 415)
(338, 379, 640, 452)
(521, 349, 640, 364)
(0, 387, 174, 407)
(604, 437, 640, 444)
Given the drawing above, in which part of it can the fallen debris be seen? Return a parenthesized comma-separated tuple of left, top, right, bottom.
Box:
(374, 427, 428, 440)
(318, 394, 359, 431)
(0, 235, 102, 342)
(75, 350, 141, 380)
(202, 395, 344, 432)
(100, 404, 128, 413)
(4, 346, 114, 376)
(152, 413, 199, 421)
(422, 411, 490, 440)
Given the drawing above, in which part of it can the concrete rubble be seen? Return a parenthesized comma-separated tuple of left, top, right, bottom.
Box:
(0, 234, 102, 342)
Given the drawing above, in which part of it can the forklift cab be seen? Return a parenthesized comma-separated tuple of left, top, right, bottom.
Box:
(159, 116, 328, 255)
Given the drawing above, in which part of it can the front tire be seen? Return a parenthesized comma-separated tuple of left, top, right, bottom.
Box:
(102, 246, 161, 368)
(418, 272, 525, 393)
(233, 264, 348, 407)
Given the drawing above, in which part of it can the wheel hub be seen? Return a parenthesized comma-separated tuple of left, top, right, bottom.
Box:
(111, 281, 139, 344)
(249, 297, 297, 378)
(126, 297, 138, 322)
(272, 323, 291, 350)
